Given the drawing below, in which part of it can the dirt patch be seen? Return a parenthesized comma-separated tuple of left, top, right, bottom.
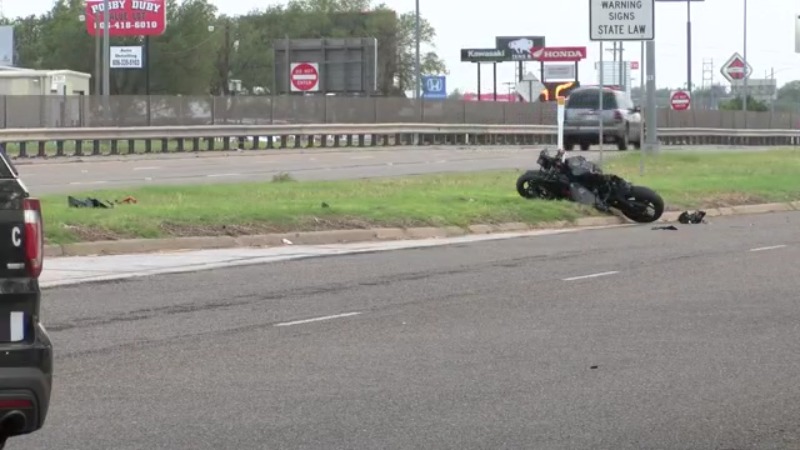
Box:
(665, 192, 770, 210)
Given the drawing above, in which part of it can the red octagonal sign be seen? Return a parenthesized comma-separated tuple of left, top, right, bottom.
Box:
(290, 62, 320, 92)
(670, 90, 691, 111)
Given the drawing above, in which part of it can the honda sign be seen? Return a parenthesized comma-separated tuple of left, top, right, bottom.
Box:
(531, 47, 587, 62)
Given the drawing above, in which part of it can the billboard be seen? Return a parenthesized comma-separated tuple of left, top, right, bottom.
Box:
(273, 38, 378, 94)
(494, 36, 546, 61)
(85, 0, 167, 37)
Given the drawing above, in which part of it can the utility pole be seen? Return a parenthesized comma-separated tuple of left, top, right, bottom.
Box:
(224, 21, 230, 95)
(414, 0, 421, 99)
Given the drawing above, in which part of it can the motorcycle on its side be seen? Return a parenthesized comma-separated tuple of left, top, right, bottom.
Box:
(516, 149, 665, 224)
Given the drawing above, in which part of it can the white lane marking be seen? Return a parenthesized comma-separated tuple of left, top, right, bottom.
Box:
(133, 166, 161, 171)
(274, 312, 362, 327)
(69, 180, 107, 185)
(563, 271, 619, 281)
(350, 155, 374, 160)
(749, 245, 787, 252)
(206, 173, 241, 178)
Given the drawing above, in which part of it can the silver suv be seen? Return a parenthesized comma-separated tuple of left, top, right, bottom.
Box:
(562, 87, 643, 151)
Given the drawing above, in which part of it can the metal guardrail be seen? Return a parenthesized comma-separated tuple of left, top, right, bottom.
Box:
(0, 124, 798, 158)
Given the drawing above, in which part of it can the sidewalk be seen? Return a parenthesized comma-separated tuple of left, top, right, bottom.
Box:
(39, 227, 604, 289)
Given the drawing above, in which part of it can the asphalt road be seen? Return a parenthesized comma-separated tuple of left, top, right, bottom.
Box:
(13, 144, 776, 195)
(15, 211, 800, 449)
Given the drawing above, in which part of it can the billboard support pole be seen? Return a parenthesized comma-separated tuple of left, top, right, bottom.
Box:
(94, 17, 100, 95)
(598, 41, 604, 165)
(102, 0, 110, 97)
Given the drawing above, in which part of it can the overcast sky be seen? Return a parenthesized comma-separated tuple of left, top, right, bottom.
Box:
(6, 0, 798, 94)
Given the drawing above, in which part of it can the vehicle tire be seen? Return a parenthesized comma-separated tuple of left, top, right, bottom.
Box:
(564, 141, 575, 151)
(617, 125, 629, 151)
(579, 142, 591, 151)
(619, 186, 664, 223)
(516, 172, 556, 200)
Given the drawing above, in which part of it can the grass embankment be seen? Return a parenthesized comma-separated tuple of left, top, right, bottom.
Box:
(40, 149, 800, 244)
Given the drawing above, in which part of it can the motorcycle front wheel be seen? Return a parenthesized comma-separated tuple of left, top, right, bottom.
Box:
(516, 172, 557, 200)
(619, 186, 664, 223)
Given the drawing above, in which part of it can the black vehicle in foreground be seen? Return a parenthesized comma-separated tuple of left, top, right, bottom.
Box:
(0, 150, 51, 448)
(516, 149, 664, 223)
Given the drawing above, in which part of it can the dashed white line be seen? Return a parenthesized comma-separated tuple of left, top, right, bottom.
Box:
(206, 173, 241, 178)
(749, 245, 787, 252)
(133, 166, 161, 171)
(562, 271, 619, 281)
(349, 155, 374, 160)
(274, 312, 362, 327)
(69, 181, 107, 185)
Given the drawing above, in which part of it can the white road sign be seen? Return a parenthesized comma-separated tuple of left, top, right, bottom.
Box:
(544, 64, 577, 80)
(590, 0, 655, 41)
(110, 46, 143, 69)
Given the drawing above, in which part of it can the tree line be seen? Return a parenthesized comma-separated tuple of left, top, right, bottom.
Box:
(1, 0, 447, 97)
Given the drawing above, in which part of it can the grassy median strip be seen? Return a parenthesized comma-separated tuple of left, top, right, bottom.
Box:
(39, 148, 800, 244)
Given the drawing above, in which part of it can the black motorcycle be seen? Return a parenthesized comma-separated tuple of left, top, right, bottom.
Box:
(516, 149, 664, 223)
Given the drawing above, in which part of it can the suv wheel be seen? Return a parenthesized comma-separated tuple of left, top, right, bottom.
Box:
(617, 126, 629, 151)
(579, 142, 590, 151)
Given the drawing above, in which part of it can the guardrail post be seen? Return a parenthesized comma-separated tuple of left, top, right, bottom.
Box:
(206, 137, 214, 151)
(127, 139, 135, 155)
(176, 138, 185, 152)
(193, 138, 201, 151)
(92, 140, 101, 156)
(161, 138, 168, 153)
(223, 137, 230, 150)
(37, 141, 46, 158)
(238, 136, 245, 150)
(293, 134, 301, 148)
(56, 140, 64, 157)
(75, 140, 83, 157)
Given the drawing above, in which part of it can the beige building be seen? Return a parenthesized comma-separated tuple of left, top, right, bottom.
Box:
(0, 67, 91, 127)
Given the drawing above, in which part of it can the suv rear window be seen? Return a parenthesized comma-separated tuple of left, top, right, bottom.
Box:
(566, 90, 617, 110)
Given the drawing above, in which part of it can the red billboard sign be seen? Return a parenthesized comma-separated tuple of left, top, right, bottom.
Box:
(531, 47, 587, 62)
(85, 0, 167, 37)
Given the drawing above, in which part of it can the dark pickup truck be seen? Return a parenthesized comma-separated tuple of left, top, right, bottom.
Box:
(0, 151, 52, 448)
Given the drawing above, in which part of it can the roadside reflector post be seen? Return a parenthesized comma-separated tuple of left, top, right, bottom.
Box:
(557, 95, 566, 159)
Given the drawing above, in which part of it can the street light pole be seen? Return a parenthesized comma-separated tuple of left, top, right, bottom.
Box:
(742, 0, 748, 112)
(414, 0, 421, 99)
(686, 0, 692, 92)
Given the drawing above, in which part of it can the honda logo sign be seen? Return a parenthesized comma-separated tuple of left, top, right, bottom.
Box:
(531, 47, 588, 62)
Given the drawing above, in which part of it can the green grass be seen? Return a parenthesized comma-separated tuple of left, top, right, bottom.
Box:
(39, 148, 800, 244)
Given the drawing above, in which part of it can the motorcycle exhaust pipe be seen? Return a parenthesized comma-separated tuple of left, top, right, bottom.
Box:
(0, 411, 26, 435)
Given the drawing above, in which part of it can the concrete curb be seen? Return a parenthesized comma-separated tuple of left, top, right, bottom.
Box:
(43, 201, 799, 258)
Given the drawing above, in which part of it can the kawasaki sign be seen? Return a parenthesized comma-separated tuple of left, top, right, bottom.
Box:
(460, 48, 507, 62)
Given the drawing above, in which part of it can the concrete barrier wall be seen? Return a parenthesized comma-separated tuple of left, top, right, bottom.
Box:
(0, 95, 796, 129)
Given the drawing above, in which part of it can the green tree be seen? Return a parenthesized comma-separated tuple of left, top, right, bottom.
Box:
(774, 80, 800, 112)
(393, 9, 446, 94)
(719, 95, 768, 112)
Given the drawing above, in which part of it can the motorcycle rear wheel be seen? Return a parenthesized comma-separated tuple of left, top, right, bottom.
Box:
(619, 186, 664, 223)
(516, 173, 556, 200)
